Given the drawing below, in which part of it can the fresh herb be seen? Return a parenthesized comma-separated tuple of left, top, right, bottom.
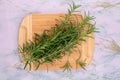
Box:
(61, 61, 72, 72)
(19, 2, 97, 71)
(77, 60, 87, 70)
(107, 40, 120, 53)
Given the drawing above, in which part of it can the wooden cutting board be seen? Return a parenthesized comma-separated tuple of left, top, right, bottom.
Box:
(18, 14, 94, 70)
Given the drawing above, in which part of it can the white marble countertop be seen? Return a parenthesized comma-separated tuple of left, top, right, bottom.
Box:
(0, 0, 120, 80)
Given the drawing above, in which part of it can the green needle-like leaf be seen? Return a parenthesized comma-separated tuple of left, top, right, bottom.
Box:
(61, 61, 72, 72)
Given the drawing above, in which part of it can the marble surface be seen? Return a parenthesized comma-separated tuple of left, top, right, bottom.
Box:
(0, 0, 120, 80)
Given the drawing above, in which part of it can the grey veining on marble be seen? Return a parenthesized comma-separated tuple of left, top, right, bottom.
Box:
(0, 0, 120, 80)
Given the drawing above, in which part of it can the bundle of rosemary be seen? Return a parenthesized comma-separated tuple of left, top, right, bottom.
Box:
(19, 3, 97, 71)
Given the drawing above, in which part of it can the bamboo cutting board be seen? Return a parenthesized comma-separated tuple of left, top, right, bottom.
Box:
(18, 14, 94, 70)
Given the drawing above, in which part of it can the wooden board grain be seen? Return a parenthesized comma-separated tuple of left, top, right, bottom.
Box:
(18, 14, 94, 70)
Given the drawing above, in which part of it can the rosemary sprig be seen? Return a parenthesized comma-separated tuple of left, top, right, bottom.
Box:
(107, 40, 120, 53)
(61, 61, 72, 72)
(77, 60, 87, 70)
(19, 2, 96, 71)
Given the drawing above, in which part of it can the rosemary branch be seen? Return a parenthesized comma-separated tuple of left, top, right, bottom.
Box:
(19, 2, 97, 71)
